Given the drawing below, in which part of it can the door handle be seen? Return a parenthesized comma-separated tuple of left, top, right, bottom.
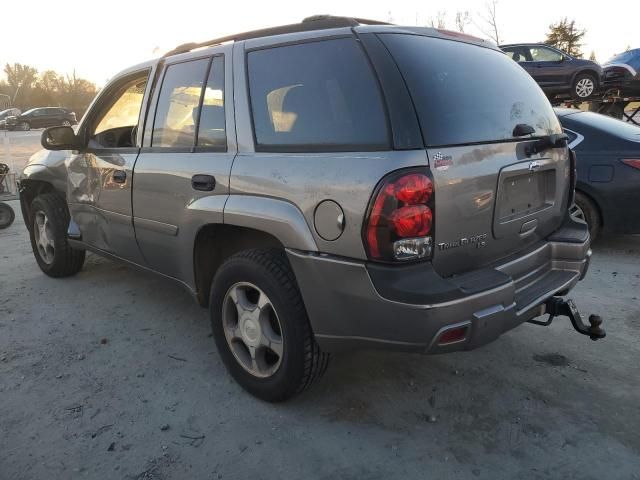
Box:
(113, 170, 127, 183)
(191, 174, 216, 192)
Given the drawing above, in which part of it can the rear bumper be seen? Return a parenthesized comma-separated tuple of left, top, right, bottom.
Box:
(288, 217, 590, 354)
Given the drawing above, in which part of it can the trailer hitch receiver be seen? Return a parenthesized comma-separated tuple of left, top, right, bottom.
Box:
(528, 297, 605, 341)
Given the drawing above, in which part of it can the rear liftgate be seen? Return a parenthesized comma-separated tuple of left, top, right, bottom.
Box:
(529, 297, 606, 341)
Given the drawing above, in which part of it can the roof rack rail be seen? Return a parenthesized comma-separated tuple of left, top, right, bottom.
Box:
(163, 15, 391, 57)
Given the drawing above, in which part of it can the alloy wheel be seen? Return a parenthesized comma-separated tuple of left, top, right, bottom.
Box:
(575, 78, 594, 98)
(222, 282, 284, 378)
(33, 211, 55, 264)
(570, 203, 586, 222)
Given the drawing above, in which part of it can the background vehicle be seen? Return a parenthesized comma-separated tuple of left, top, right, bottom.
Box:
(0, 108, 21, 129)
(7, 107, 76, 131)
(603, 48, 640, 96)
(500, 43, 603, 100)
(19, 16, 596, 401)
(556, 108, 640, 239)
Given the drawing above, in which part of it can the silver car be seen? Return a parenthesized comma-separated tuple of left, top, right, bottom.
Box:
(19, 16, 599, 401)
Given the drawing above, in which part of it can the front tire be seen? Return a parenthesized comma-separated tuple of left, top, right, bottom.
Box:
(20, 121, 30, 131)
(210, 249, 330, 402)
(29, 193, 85, 277)
(572, 73, 597, 100)
(571, 192, 601, 241)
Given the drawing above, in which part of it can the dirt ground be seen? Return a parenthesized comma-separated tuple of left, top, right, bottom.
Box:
(1, 202, 639, 479)
(1, 130, 640, 479)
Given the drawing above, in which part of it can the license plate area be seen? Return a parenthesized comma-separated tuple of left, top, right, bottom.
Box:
(493, 160, 557, 239)
(497, 170, 554, 222)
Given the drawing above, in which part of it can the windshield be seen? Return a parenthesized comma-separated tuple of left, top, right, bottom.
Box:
(21, 108, 37, 116)
(605, 49, 640, 70)
(379, 34, 562, 146)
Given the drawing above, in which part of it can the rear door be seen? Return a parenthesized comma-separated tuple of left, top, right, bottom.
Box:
(379, 34, 569, 277)
(132, 46, 235, 281)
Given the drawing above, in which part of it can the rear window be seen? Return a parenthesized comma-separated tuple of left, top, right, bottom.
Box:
(570, 112, 640, 142)
(380, 34, 561, 146)
(247, 38, 389, 151)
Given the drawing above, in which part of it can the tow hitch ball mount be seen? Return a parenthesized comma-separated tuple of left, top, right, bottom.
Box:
(528, 297, 606, 341)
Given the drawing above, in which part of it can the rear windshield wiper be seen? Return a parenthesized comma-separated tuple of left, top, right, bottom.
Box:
(513, 124, 568, 155)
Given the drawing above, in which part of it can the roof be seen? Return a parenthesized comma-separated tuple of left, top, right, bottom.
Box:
(163, 15, 495, 57)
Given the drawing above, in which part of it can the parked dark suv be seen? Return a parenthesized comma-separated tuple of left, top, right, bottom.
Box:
(7, 107, 77, 131)
(20, 16, 600, 401)
(500, 43, 603, 100)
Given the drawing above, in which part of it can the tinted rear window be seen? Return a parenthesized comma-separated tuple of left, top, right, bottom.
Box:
(380, 34, 561, 146)
(247, 38, 389, 151)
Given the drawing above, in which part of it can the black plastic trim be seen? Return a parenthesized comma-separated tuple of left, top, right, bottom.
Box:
(367, 261, 511, 305)
(357, 33, 423, 150)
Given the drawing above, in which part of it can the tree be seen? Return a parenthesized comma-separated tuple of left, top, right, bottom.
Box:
(0, 63, 97, 115)
(544, 18, 586, 57)
(3, 63, 38, 105)
(428, 11, 447, 29)
(589, 51, 597, 62)
(477, 0, 501, 45)
(455, 11, 471, 33)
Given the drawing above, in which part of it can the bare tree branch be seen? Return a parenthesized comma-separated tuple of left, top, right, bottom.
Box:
(455, 11, 471, 33)
(476, 0, 501, 44)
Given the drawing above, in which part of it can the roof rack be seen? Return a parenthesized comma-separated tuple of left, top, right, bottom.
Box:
(163, 15, 391, 57)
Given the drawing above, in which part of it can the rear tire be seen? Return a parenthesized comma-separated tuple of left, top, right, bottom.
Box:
(0, 202, 15, 229)
(572, 73, 597, 100)
(29, 193, 85, 277)
(572, 192, 601, 241)
(210, 249, 330, 402)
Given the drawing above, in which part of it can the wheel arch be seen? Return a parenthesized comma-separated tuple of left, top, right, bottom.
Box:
(571, 68, 600, 88)
(192, 224, 287, 307)
(19, 178, 59, 231)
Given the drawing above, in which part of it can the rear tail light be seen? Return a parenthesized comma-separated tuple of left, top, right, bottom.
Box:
(364, 170, 434, 262)
(621, 159, 640, 170)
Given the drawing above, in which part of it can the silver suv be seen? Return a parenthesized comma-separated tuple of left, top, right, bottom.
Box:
(19, 16, 598, 401)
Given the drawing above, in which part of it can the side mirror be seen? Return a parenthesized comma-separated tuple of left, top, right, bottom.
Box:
(41, 126, 81, 151)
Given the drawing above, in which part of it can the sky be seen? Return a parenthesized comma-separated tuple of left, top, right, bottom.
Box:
(2, 0, 638, 86)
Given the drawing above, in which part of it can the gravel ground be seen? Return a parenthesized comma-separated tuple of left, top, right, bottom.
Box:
(0, 200, 639, 480)
(1, 128, 640, 478)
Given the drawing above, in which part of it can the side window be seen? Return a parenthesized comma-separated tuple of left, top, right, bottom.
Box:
(92, 73, 148, 144)
(196, 56, 226, 148)
(505, 47, 527, 63)
(247, 38, 389, 151)
(152, 58, 209, 148)
(529, 47, 563, 62)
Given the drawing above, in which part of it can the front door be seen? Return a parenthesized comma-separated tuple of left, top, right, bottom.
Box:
(132, 48, 235, 282)
(524, 46, 568, 89)
(67, 70, 152, 264)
